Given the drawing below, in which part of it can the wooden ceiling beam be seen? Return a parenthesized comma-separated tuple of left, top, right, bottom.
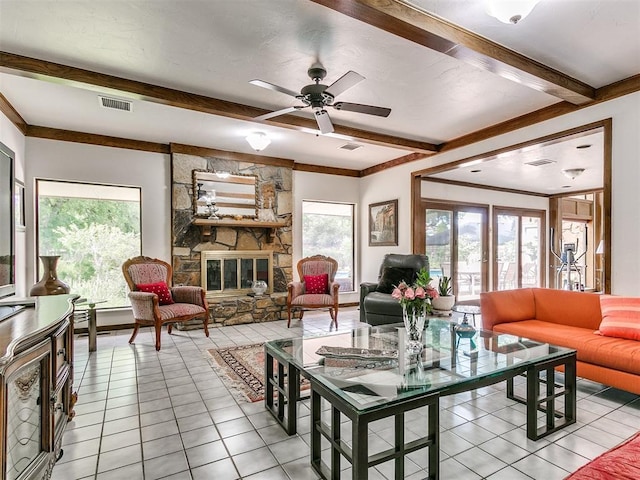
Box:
(0, 92, 27, 135)
(0, 51, 438, 154)
(312, 0, 595, 105)
(27, 125, 170, 153)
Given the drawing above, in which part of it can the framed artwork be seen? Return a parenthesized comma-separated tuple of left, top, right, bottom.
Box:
(369, 199, 398, 246)
(14, 180, 25, 231)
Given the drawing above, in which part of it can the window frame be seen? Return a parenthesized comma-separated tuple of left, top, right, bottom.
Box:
(301, 200, 356, 293)
(35, 178, 142, 308)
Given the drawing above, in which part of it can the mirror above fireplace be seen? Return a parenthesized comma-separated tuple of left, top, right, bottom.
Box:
(193, 170, 257, 219)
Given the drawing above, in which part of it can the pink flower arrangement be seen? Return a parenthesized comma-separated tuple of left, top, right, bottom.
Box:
(391, 269, 439, 315)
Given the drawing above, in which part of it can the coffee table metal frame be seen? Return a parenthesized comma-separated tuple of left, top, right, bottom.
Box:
(310, 379, 439, 480)
(264, 326, 577, 480)
(309, 350, 575, 480)
(264, 341, 302, 435)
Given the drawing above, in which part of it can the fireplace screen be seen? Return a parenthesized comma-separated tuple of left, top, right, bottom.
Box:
(202, 251, 272, 296)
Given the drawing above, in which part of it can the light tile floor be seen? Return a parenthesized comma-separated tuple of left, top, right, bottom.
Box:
(52, 308, 640, 480)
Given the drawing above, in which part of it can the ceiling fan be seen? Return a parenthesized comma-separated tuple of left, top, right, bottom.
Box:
(250, 63, 391, 134)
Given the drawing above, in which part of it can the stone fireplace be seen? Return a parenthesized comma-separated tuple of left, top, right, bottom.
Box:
(171, 147, 293, 327)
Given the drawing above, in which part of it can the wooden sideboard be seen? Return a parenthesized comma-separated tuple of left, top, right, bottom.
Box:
(0, 295, 77, 480)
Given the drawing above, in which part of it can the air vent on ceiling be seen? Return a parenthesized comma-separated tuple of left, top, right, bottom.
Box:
(339, 143, 362, 151)
(98, 95, 132, 112)
(524, 159, 555, 167)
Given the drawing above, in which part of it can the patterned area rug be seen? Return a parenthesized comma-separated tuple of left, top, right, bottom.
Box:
(208, 343, 309, 403)
(208, 343, 266, 402)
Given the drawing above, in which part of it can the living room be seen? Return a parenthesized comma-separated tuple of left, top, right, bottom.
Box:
(1, 1, 639, 479)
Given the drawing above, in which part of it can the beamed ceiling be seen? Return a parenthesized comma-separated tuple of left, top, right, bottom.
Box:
(0, 0, 638, 189)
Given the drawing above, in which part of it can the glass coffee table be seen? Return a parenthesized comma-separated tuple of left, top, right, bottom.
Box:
(264, 319, 576, 480)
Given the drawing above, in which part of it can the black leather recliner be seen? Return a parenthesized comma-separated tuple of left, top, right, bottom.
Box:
(360, 253, 430, 325)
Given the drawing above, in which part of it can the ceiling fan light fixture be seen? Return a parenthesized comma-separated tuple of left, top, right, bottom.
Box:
(246, 132, 271, 151)
(485, 0, 540, 24)
(562, 168, 585, 180)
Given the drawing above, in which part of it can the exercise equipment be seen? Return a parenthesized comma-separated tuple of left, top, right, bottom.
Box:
(550, 228, 587, 291)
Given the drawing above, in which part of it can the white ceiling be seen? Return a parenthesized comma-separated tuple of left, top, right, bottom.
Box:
(429, 128, 605, 195)
(0, 0, 638, 191)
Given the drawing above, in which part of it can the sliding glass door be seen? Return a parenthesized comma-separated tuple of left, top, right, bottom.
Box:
(424, 202, 488, 301)
(493, 208, 545, 290)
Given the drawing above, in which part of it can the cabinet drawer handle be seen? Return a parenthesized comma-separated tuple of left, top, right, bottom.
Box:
(55, 403, 64, 412)
(57, 348, 66, 357)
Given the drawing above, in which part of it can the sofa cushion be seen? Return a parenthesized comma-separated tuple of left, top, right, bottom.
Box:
(494, 320, 640, 376)
(158, 303, 205, 320)
(532, 288, 602, 329)
(597, 295, 640, 341)
(364, 291, 404, 316)
(377, 267, 415, 294)
(480, 289, 536, 331)
(291, 294, 335, 306)
(136, 281, 174, 305)
(304, 273, 329, 294)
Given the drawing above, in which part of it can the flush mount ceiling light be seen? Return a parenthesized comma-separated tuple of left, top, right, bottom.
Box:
(485, 0, 540, 24)
(562, 168, 585, 180)
(246, 132, 271, 151)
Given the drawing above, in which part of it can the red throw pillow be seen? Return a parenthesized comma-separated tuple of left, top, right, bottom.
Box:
(136, 281, 174, 305)
(304, 274, 329, 294)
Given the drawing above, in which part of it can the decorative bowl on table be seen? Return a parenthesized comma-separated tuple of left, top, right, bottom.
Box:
(251, 280, 268, 296)
(315, 346, 398, 368)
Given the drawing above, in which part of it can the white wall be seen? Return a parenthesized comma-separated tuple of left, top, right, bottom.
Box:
(358, 172, 549, 283)
(360, 92, 640, 295)
(0, 112, 26, 295)
(25, 138, 171, 325)
(293, 171, 360, 303)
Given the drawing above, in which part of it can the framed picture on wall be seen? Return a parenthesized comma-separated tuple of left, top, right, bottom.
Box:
(369, 199, 398, 246)
(14, 180, 25, 231)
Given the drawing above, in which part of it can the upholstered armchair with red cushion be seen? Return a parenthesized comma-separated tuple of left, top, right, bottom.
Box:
(122, 256, 209, 351)
(287, 255, 339, 328)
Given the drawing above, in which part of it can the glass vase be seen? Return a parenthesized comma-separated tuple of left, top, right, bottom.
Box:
(402, 305, 427, 355)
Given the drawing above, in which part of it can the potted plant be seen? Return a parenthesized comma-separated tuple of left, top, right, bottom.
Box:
(431, 276, 456, 313)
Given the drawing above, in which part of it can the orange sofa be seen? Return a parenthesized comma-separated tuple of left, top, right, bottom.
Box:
(480, 288, 640, 395)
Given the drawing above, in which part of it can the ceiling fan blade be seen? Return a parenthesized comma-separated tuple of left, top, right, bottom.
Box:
(255, 106, 304, 121)
(314, 110, 334, 134)
(325, 71, 364, 97)
(249, 79, 300, 99)
(332, 102, 391, 117)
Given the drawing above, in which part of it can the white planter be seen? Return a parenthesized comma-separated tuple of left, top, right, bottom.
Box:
(432, 295, 456, 312)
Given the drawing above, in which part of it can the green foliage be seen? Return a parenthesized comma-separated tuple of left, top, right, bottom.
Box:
(302, 212, 353, 288)
(415, 267, 433, 288)
(38, 196, 140, 307)
(438, 276, 453, 296)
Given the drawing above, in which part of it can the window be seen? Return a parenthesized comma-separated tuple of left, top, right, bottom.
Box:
(36, 180, 141, 308)
(302, 201, 355, 292)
